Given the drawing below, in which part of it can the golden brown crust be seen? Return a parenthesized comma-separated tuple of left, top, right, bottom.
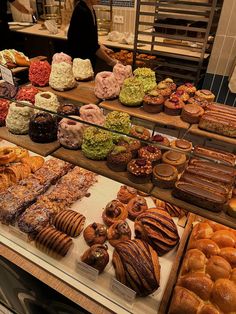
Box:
(126, 196, 148, 220)
(83, 222, 107, 246)
(53, 209, 85, 237)
(102, 199, 128, 226)
(107, 220, 131, 247)
(0, 147, 16, 165)
(117, 185, 137, 204)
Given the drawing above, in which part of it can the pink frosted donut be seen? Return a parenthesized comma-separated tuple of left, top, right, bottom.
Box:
(94, 71, 120, 99)
(79, 104, 105, 126)
(113, 63, 133, 87)
(52, 52, 72, 65)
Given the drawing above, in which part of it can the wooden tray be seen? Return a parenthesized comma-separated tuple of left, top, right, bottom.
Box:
(100, 100, 190, 130)
(52, 147, 154, 194)
(151, 186, 236, 230)
(0, 127, 60, 156)
(189, 124, 236, 146)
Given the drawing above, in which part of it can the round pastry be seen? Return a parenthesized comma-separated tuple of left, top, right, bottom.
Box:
(112, 239, 160, 296)
(83, 223, 107, 246)
(34, 91, 60, 114)
(134, 208, 179, 255)
(152, 163, 178, 189)
(94, 71, 120, 99)
(57, 103, 80, 119)
(106, 145, 132, 172)
(164, 97, 185, 115)
(206, 255, 232, 281)
(211, 279, 236, 313)
(219, 247, 236, 268)
(49, 62, 76, 91)
(130, 125, 151, 142)
(0, 99, 10, 126)
(177, 83, 197, 96)
(187, 96, 208, 109)
(58, 116, 85, 149)
(126, 195, 148, 220)
(72, 58, 94, 81)
(29, 112, 57, 143)
(117, 185, 137, 204)
(0, 147, 16, 165)
(138, 145, 162, 165)
(29, 60, 51, 87)
(102, 200, 128, 226)
(0, 80, 18, 99)
(143, 90, 165, 113)
(119, 77, 145, 107)
(16, 86, 39, 104)
(82, 127, 113, 160)
(52, 52, 72, 64)
(161, 78, 176, 92)
(195, 89, 215, 103)
(117, 136, 141, 158)
(81, 244, 109, 273)
(151, 134, 170, 147)
(53, 209, 85, 237)
(162, 150, 187, 171)
(6, 102, 33, 134)
(79, 104, 105, 126)
(104, 111, 131, 142)
(127, 158, 153, 184)
(133, 67, 156, 93)
(226, 198, 236, 218)
(181, 103, 204, 123)
(156, 82, 172, 98)
(113, 63, 132, 87)
(171, 90, 190, 103)
(107, 220, 131, 247)
(170, 139, 192, 153)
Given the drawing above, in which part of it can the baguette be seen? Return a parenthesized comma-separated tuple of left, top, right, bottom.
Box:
(193, 146, 236, 166)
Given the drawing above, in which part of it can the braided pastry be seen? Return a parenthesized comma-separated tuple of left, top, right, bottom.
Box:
(126, 196, 148, 220)
(83, 222, 107, 246)
(81, 244, 109, 273)
(107, 220, 131, 247)
(102, 199, 128, 226)
(53, 210, 85, 237)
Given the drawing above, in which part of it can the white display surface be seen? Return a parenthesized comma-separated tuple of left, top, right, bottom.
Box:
(0, 140, 184, 314)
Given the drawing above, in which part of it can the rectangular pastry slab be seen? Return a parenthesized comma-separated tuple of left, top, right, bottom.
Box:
(0, 127, 60, 156)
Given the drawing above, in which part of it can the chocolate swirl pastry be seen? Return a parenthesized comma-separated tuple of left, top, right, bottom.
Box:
(81, 244, 109, 273)
(134, 208, 179, 255)
(53, 209, 85, 237)
(112, 239, 160, 296)
(107, 220, 131, 247)
(102, 199, 128, 226)
(126, 196, 148, 220)
(83, 223, 107, 246)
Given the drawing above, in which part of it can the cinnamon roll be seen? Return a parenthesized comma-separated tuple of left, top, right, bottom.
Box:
(102, 200, 128, 226)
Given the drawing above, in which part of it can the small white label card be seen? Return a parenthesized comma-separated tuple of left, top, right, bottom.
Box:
(77, 261, 99, 281)
(0, 65, 14, 85)
(110, 277, 136, 304)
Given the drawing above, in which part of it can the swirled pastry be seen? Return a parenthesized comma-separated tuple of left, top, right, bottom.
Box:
(102, 199, 128, 226)
(107, 220, 131, 247)
(83, 222, 107, 246)
(126, 196, 148, 220)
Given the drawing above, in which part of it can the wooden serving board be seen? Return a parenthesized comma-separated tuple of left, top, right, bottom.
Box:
(189, 124, 236, 146)
(38, 83, 99, 105)
(52, 147, 154, 194)
(151, 186, 236, 230)
(100, 99, 190, 130)
(0, 127, 60, 156)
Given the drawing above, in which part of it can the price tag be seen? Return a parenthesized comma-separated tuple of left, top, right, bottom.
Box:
(0, 65, 14, 85)
(110, 278, 136, 303)
(77, 261, 99, 281)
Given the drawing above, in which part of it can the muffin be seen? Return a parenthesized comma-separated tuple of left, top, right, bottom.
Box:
(162, 150, 187, 172)
(133, 67, 157, 93)
(181, 103, 204, 124)
(164, 97, 185, 115)
(104, 111, 131, 142)
(171, 90, 190, 103)
(152, 163, 178, 189)
(138, 145, 162, 166)
(29, 112, 57, 143)
(195, 89, 215, 103)
(170, 139, 192, 153)
(106, 145, 132, 172)
(150, 134, 170, 147)
(187, 96, 208, 109)
(130, 125, 151, 142)
(117, 136, 141, 158)
(156, 82, 172, 98)
(177, 83, 197, 96)
(119, 77, 144, 107)
(117, 185, 137, 204)
(143, 90, 165, 113)
(127, 159, 153, 184)
(161, 78, 176, 92)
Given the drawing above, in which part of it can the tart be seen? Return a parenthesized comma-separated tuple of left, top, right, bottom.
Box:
(170, 139, 192, 153)
(117, 136, 141, 158)
(126, 195, 148, 220)
(151, 134, 170, 147)
(102, 199, 128, 226)
(106, 145, 132, 172)
(127, 158, 153, 184)
(177, 83, 197, 97)
(195, 89, 215, 103)
(181, 103, 204, 123)
(152, 163, 178, 189)
(130, 125, 151, 142)
(164, 97, 185, 115)
(107, 220, 131, 247)
(162, 150, 187, 172)
(117, 185, 137, 204)
(83, 223, 107, 246)
(138, 145, 162, 166)
(143, 90, 164, 113)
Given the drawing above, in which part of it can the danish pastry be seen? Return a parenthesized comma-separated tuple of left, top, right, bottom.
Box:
(102, 199, 128, 226)
(107, 220, 131, 247)
(0, 147, 16, 165)
(117, 185, 137, 204)
(126, 196, 148, 220)
(83, 222, 107, 246)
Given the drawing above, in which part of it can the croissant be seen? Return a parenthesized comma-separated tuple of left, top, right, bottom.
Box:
(117, 185, 137, 204)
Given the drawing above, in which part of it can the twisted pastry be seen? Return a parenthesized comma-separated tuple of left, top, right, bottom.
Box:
(102, 199, 128, 226)
(83, 222, 107, 246)
(107, 220, 131, 247)
(81, 244, 109, 273)
(126, 196, 148, 220)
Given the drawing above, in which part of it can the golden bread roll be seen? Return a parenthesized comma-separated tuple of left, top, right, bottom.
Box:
(230, 268, 236, 284)
(190, 222, 214, 241)
(211, 279, 236, 312)
(204, 220, 229, 232)
(219, 247, 236, 268)
(181, 249, 207, 275)
(197, 304, 222, 314)
(189, 239, 220, 258)
(210, 230, 236, 248)
(206, 256, 232, 281)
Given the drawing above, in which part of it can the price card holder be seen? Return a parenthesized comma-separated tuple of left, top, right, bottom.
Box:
(0, 65, 14, 85)
(110, 277, 136, 305)
(76, 261, 99, 281)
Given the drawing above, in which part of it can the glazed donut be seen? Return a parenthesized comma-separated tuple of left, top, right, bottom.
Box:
(107, 220, 131, 247)
(102, 199, 128, 226)
(83, 222, 107, 246)
(117, 185, 137, 204)
(81, 244, 109, 273)
(126, 196, 148, 220)
(0, 147, 16, 165)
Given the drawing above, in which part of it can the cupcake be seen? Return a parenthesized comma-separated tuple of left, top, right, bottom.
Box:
(106, 145, 132, 172)
(133, 67, 156, 93)
(130, 125, 151, 142)
(143, 90, 165, 113)
(156, 82, 172, 98)
(127, 159, 153, 184)
(104, 111, 131, 142)
(162, 150, 186, 172)
(150, 134, 170, 147)
(117, 136, 141, 158)
(171, 90, 190, 103)
(138, 145, 162, 166)
(94, 71, 120, 99)
(29, 60, 51, 87)
(187, 96, 208, 109)
(177, 83, 196, 97)
(160, 78, 176, 92)
(181, 103, 204, 124)
(80, 104, 105, 126)
(6, 102, 33, 135)
(29, 112, 57, 143)
(195, 89, 215, 103)
(82, 127, 113, 160)
(152, 163, 178, 189)
(170, 139, 192, 153)
(164, 97, 185, 115)
(119, 77, 144, 107)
